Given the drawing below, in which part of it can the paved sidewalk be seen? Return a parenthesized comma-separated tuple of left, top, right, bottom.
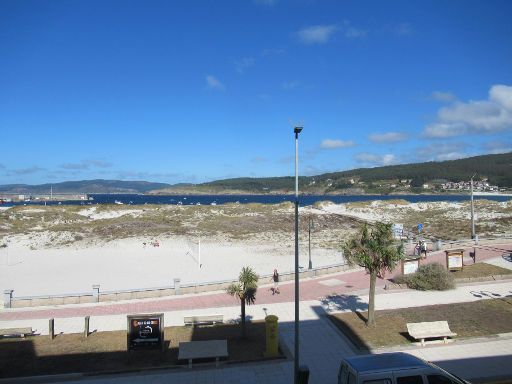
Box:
(1, 244, 512, 383)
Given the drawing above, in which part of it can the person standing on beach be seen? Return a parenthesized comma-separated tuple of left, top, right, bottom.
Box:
(271, 269, 280, 294)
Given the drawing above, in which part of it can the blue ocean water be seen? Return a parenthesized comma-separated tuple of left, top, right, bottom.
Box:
(4, 193, 511, 207)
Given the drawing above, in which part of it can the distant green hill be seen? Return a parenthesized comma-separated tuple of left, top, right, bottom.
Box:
(192, 152, 512, 194)
(0, 179, 171, 194)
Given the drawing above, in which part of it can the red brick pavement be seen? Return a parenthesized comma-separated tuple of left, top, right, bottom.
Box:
(1, 243, 510, 321)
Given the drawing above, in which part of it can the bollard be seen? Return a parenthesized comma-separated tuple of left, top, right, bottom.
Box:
(174, 278, 181, 295)
(298, 365, 310, 384)
(92, 285, 100, 303)
(474, 235, 479, 245)
(264, 315, 279, 357)
(49, 318, 55, 340)
(3, 289, 13, 309)
(436, 240, 442, 251)
(84, 316, 90, 338)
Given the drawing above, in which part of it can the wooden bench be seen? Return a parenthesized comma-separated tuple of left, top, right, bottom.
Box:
(184, 314, 223, 326)
(407, 321, 457, 346)
(0, 327, 33, 338)
(178, 339, 228, 368)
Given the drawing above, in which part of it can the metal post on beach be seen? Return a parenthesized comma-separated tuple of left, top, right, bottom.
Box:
(308, 217, 313, 270)
(294, 126, 302, 384)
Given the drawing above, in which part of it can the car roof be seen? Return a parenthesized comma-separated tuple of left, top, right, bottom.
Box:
(344, 353, 429, 374)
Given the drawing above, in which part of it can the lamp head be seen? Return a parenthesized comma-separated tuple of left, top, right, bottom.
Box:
(294, 126, 303, 134)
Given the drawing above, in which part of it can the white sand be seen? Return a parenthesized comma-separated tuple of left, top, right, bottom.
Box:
(2, 199, 510, 298)
(0, 234, 342, 296)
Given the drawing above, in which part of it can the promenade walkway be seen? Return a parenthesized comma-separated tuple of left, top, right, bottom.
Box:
(1, 243, 511, 383)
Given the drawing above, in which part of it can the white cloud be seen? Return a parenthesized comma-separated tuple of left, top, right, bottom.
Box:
(234, 57, 255, 74)
(296, 25, 338, 44)
(355, 153, 397, 166)
(368, 132, 408, 143)
(206, 75, 225, 91)
(320, 139, 355, 149)
(431, 91, 456, 102)
(423, 84, 512, 138)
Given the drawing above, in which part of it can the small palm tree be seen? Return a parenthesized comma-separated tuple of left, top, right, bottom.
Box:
(227, 266, 259, 338)
(342, 222, 404, 326)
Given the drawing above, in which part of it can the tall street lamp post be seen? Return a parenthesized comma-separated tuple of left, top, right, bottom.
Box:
(308, 217, 313, 270)
(470, 173, 476, 240)
(294, 126, 302, 384)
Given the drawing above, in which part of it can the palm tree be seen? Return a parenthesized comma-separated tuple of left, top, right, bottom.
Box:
(342, 222, 404, 326)
(227, 266, 259, 338)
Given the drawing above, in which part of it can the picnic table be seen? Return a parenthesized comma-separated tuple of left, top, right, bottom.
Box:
(178, 339, 228, 368)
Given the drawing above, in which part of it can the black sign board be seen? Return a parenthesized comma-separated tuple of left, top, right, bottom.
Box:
(127, 313, 164, 351)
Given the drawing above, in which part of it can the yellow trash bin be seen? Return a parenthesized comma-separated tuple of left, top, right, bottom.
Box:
(264, 315, 279, 357)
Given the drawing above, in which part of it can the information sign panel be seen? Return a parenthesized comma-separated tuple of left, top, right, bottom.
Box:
(401, 257, 420, 275)
(127, 313, 164, 351)
(445, 249, 464, 271)
(392, 223, 404, 239)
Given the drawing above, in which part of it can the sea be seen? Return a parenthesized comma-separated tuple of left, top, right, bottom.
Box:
(3, 193, 512, 207)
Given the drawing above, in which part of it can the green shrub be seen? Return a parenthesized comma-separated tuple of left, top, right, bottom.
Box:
(407, 263, 455, 291)
(392, 274, 410, 285)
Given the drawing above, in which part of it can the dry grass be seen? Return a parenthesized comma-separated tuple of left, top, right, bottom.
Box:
(328, 297, 512, 350)
(1, 200, 510, 249)
(0, 321, 282, 378)
(452, 263, 512, 279)
(0, 203, 360, 249)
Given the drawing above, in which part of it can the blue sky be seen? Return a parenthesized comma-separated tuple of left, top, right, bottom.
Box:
(1, 0, 511, 185)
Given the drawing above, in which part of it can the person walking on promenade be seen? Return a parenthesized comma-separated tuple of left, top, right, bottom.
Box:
(271, 269, 280, 295)
(420, 240, 427, 259)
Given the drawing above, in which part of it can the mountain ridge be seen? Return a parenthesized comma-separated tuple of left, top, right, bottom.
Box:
(1, 152, 510, 194)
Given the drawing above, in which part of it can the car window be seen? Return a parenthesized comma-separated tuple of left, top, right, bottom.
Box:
(397, 376, 423, 384)
(338, 364, 348, 384)
(363, 379, 392, 384)
(427, 375, 454, 384)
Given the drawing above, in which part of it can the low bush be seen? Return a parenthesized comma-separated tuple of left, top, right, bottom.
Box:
(407, 263, 455, 291)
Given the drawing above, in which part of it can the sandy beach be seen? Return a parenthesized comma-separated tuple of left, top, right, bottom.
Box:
(1, 199, 511, 297)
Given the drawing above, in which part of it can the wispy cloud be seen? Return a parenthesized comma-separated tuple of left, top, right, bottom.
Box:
(234, 57, 255, 74)
(8, 166, 45, 175)
(320, 139, 355, 149)
(392, 22, 413, 36)
(0, 164, 5, 169)
(296, 24, 338, 44)
(206, 75, 225, 91)
(254, 0, 277, 7)
(431, 91, 456, 102)
(368, 132, 408, 143)
(61, 159, 113, 170)
(483, 140, 512, 154)
(261, 48, 285, 57)
(355, 153, 397, 166)
(414, 142, 469, 162)
(282, 80, 300, 90)
(116, 170, 184, 181)
(344, 26, 367, 38)
(423, 84, 512, 138)
(251, 156, 268, 163)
